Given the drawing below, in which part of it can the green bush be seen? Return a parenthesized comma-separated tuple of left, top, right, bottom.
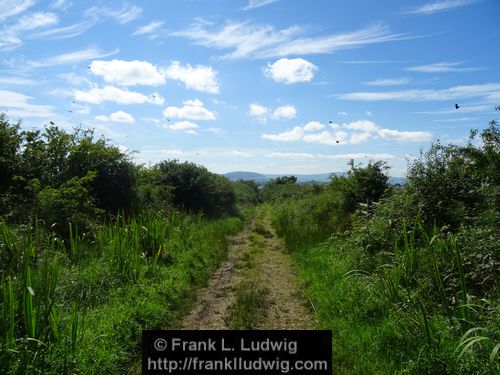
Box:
(37, 171, 103, 236)
(157, 160, 236, 217)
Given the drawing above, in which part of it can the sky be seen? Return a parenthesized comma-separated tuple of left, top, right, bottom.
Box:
(1, 0, 499, 176)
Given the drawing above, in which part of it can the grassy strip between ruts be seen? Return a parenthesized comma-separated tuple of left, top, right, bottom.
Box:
(1, 211, 244, 374)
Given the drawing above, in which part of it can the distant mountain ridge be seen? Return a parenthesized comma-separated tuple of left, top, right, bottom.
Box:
(223, 171, 407, 185)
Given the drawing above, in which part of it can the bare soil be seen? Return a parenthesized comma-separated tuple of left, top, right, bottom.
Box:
(180, 206, 316, 329)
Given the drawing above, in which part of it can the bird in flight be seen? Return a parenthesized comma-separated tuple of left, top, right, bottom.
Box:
(50, 121, 55, 125)
(455, 104, 460, 110)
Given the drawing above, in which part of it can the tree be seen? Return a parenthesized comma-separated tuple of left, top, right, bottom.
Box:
(406, 121, 499, 228)
(66, 130, 137, 214)
(332, 160, 389, 211)
(157, 160, 236, 217)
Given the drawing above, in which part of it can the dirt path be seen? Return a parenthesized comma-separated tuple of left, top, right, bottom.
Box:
(180, 205, 316, 329)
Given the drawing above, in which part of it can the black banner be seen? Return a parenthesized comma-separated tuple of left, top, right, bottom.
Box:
(142, 330, 332, 374)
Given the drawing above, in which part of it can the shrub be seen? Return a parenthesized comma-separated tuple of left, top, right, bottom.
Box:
(157, 160, 236, 217)
(37, 171, 103, 236)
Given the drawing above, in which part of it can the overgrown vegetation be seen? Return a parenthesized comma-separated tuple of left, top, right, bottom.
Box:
(0, 114, 244, 374)
(268, 121, 499, 373)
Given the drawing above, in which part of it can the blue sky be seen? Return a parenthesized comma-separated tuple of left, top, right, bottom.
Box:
(1, 0, 499, 176)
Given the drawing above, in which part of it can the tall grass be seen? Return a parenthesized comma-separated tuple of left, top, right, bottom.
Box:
(270, 192, 499, 374)
(0, 211, 243, 374)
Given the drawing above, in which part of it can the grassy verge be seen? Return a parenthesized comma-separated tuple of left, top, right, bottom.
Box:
(0, 212, 243, 374)
(270, 190, 499, 374)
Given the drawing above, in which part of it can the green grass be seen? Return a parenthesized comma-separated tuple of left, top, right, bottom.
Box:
(227, 281, 269, 329)
(0, 212, 243, 374)
(270, 191, 499, 374)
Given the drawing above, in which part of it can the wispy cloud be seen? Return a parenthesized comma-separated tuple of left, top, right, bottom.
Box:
(30, 20, 97, 40)
(338, 83, 500, 102)
(32, 4, 142, 41)
(0, 0, 34, 22)
(27, 48, 119, 68)
(405, 0, 476, 15)
(173, 21, 411, 60)
(406, 61, 483, 73)
(86, 4, 142, 24)
(132, 21, 164, 36)
(364, 77, 411, 86)
(266, 152, 315, 159)
(0, 89, 55, 118)
(0, 76, 39, 85)
(0, 12, 59, 51)
(51, 0, 72, 10)
(243, 0, 279, 11)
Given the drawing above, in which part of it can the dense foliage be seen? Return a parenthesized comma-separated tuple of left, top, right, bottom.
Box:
(0, 114, 238, 232)
(0, 114, 243, 374)
(269, 121, 499, 374)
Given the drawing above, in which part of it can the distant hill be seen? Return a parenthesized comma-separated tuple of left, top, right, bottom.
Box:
(223, 171, 406, 185)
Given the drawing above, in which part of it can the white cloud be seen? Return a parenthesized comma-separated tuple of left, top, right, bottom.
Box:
(272, 105, 296, 119)
(132, 21, 164, 36)
(342, 120, 378, 132)
(243, 0, 279, 10)
(90, 59, 165, 86)
(111, 5, 143, 24)
(74, 86, 164, 105)
(95, 115, 109, 122)
(173, 21, 410, 60)
(262, 126, 304, 141)
(206, 127, 224, 134)
(364, 77, 410, 86)
(266, 152, 315, 159)
(303, 130, 348, 145)
(303, 121, 325, 132)
(378, 128, 432, 141)
(0, 89, 55, 118)
(337, 111, 348, 116)
(168, 121, 199, 131)
(51, 0, 72, 10)
(260, 119, 432, 145)
(163, 99, 216, 120)
(249, 103, 269, 117)
(406, 61, 482, 73)
(0, 76, 38, 85)
(30, 19, 97, 40)
(350, 132, 373, 144)
(338, 83, 500, 102)
(406, 0, 476, 15)
(319, 153, 395, 160)
(28, 48, 119, 68)
(165, 61, 219, 94)
(0, 12, 58, 51)
(265, 58, 317, 84)
(58, 72, 92, 86)
(0, 0, 34, 22)
(13, 12, 59, 32)
(110, 110, 134, 123)
(87, 4, 142, 24)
